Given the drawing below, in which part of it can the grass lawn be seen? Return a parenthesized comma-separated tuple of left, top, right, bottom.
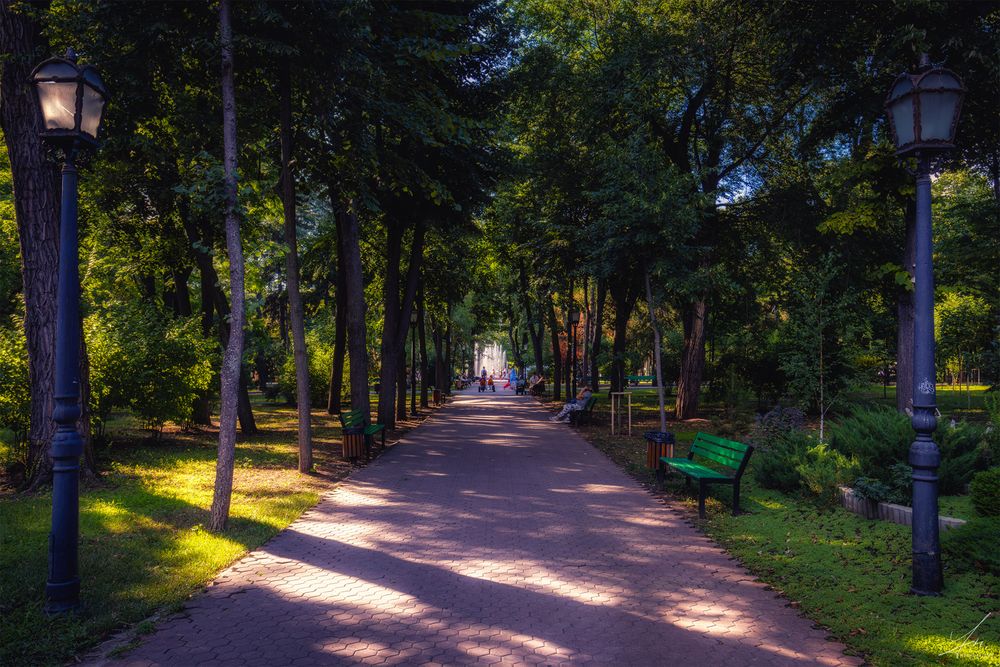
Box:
(547, 394, 999, 666)
(0, 399, 363, 666)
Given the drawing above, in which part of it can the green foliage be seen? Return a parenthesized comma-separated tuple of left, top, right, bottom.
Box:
(278, 330, 335, 408)
(851, 476, 893, 504)
(749, 406, 810, 493)
(829, 407, 911, 481)
(935, 290, 994, 378)
(938, 420, 988, 495)
(0, 321, 29, 464)
(942, 516, 1000, 577)
(795, 444, 859, 507)
(777, 253, 862, 413)
(86, 304, 215, 434)
(970, 467, 1000, 518)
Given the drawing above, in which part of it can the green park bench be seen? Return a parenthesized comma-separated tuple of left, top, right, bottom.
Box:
(568, 395, 598, 426)
(338, 409, 386, 460)
(657, 432, 754, 519)
(626, 375, 656, 385)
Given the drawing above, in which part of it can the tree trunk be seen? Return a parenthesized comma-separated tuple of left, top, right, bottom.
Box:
(418, 294, 429, 408)
(675, 297, 708, 420)
(278, 62, 312, 472)
(336, 203, 370, 415)
(1, 0, 59, 486)
(608, 279, 638, 393)
(582, 277, 590, 385)
(517, 259, 544, 376)
(377, 220, 425, 429)
(644, 270, 668, 432)
(443, 316, 452, 394)
(210, 0, 245, 531)
(212, 284, 256, 435)
(591, 278, 606, 392)
(377, 221, 403, 428)
(432, 313, 446, 396)
(547, 292, 562, 401)
(328, 210, 348, 413)
(396, 348, 408, 422)
(896, 201, 916, 413)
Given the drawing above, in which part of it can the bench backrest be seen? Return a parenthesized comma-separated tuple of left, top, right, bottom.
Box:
(340, 409, 366, 428)
(584, 396, 598, 411)
(689, 433, 753, 476)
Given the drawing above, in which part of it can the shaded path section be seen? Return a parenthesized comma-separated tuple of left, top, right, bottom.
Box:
(111, 390, 859, 666)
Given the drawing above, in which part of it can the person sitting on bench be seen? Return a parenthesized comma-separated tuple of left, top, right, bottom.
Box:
(550, 384, 592, 422)
(528, 374, 545, 395)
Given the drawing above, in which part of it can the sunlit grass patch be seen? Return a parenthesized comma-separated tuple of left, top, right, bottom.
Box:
(0, 403, 352, 666)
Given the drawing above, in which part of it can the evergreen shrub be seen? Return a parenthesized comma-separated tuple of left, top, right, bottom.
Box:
(750, 406, 809, 493)
(970, 467, 1000, 517)
(796, 444, 859, 507)
(942, 516, 1000, 576)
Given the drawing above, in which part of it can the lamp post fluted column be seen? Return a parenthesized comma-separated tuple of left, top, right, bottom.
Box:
(909, 155, 943, 595)
(47, 147, 83, 613)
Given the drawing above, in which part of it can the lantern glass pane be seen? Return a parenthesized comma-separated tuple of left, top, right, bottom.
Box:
(920, 72, 960, 90)
(889, 77, 913, 101)
(919, 91, 959, 142)
(36, 81, 78, 131)
(80, 83, 106, 138)
(890, 98, 915, 147)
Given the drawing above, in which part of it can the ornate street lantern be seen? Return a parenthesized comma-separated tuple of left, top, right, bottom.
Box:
(885, 54, 964, 156)
(30, 48, 108, 148)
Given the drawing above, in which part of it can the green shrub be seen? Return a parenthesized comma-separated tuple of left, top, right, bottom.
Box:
(278, 330, 335, 408)
(750, 406, 810, 493)
(86, 303, 215, 434)
(852, 476, 891, 503)
(796, 444, 859, 507)
(829, 407, 910, 481)
(970, 467, 1000, 517)
(938, 421, 987, 494)
(942, 516, 1000, 576)
(752, 429, 812, 493)
(0, 322, 29, 463)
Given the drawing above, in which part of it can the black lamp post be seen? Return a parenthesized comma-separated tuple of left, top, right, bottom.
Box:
(30, 48, 108, 614)
(569, 310, 580, 398)
(410, 310, 418, 417)
(885, 53, 964, 596)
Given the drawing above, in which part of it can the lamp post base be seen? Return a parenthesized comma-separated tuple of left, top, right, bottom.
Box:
(44, 578, 81, 614)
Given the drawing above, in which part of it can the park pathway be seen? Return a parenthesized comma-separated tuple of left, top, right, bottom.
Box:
(111, 389, 860, 666)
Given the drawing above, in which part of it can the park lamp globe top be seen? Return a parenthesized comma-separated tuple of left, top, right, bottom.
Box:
(569, 310, 581, 326)
(410, 310, 418, 325)
(884, 53, 964, 157)
(30, 48, 108, 149)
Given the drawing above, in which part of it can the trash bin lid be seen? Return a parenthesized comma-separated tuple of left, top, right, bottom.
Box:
(643, 430, 674, 444)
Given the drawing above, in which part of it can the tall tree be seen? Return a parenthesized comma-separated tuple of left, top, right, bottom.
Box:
(0, 0, 59, 485)
(209, 0, 245, 531)
(278, 62, 312, 471)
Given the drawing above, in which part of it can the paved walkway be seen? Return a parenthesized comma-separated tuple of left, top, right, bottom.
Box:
(112, 390, 859, 666)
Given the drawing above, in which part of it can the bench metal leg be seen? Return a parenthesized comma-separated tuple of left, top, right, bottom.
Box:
(656, 462, 665, 485)
(698, 480, 708, 519)
(732, 482, 741, 516)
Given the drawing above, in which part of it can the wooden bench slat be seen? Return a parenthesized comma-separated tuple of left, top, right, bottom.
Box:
(690, 444, 745, 468)
(695, 432, 750, 453)
(660, 458, 731, 479)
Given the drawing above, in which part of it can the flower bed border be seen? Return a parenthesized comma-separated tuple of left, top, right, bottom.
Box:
(838, 486, 967, 530)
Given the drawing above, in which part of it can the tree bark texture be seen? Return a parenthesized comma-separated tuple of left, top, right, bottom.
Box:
(609, 279, 639, 393)
(1, 0, 59, 485)
(336, 204, 370, 416)
(210, 0, 245, 531)
(547, 292, 562, 401)
(396, 349, 407, 422)
(278, 63, 312, 472)
(328, 209, 347, 414)
(418, 296, 429, 408)
(517, 260, 544, 376)
(896, 201, 916, 413)
(591, 278, 606, 392)
(644, 270, 668, 432)
(377, 220, 425, 429)
(675, 297, 708, 420)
